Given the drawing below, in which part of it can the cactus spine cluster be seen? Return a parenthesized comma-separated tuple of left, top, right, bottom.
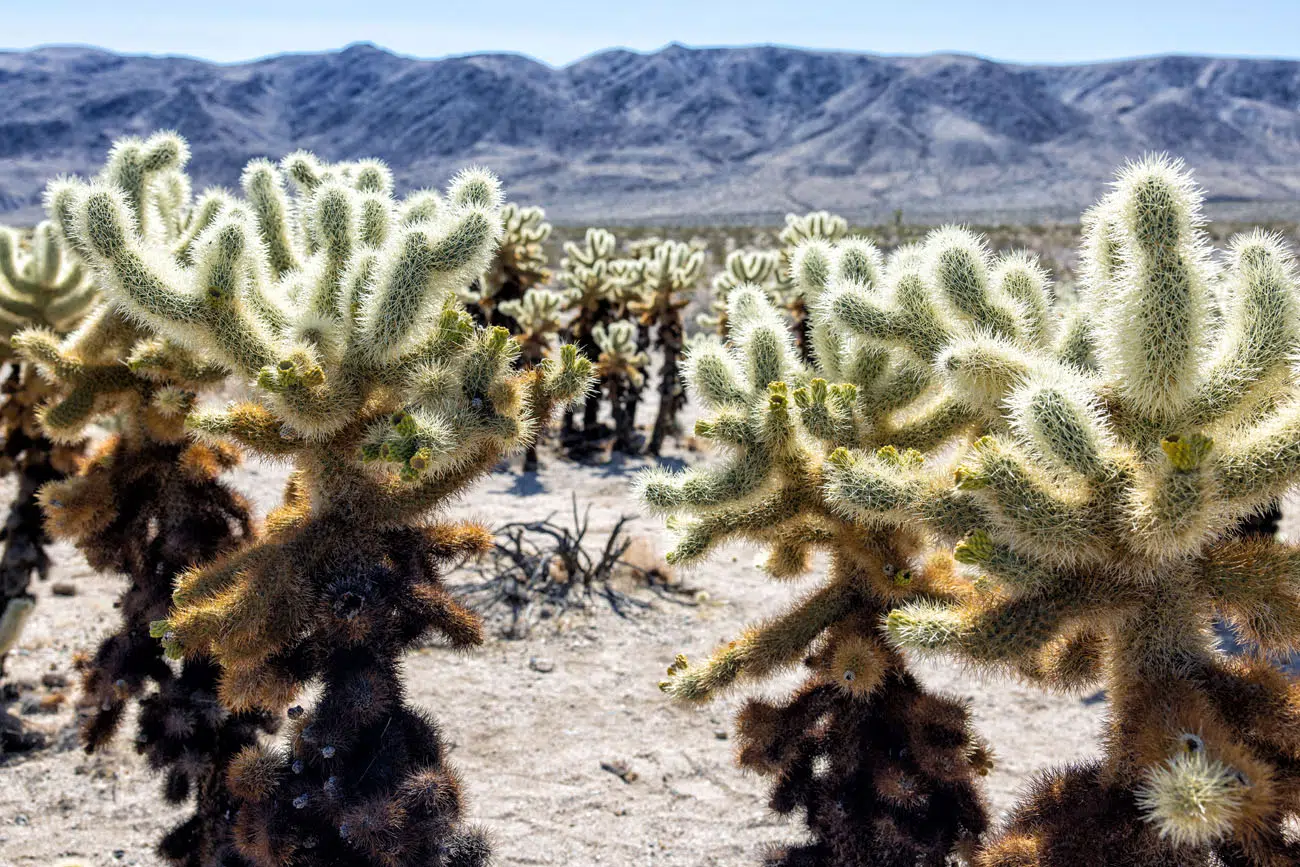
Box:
(825, 157, 1300, 865)
(59, 133, 592, 865)
(637, 216, 1068, 863)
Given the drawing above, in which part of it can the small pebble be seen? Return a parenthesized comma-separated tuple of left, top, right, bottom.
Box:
(50, 582, 76, 597)
(113, 851, 125, 859)
(41, 673, 67, 689)
(14, 814, 28, 826)
(600, 760, 638, 783)
(713, 729, 729, 740)
(529, 657, 555, 674)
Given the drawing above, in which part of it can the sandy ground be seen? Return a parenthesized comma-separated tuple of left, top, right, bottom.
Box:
(5, 415, 1285, 867)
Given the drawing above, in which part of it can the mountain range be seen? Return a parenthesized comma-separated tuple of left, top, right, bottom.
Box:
(2, 42, 1299, 224)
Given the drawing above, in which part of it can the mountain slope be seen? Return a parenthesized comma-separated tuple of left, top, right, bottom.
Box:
(2, 42, 1299, 223)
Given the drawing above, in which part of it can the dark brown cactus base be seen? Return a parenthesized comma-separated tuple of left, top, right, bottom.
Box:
(975, 761, 1300, 867)
(48, 433, 270, 865)
(232, 651, 490, 867)
(739, 671, 990, 867)
(223, 521, 492, 867)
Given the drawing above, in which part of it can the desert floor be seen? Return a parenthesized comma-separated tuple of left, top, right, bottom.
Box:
(2, 417, 1291, 867)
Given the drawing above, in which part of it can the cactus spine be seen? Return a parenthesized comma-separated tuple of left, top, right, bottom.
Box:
(64, 133, 593, 865)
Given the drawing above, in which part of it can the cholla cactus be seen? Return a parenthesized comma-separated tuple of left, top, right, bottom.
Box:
(593, 320, 648, 454)
(499, 286, 570, 470)
(18, 308, 270, 866)
(63, 136, 592, 866)
(14, 134, 273, 864)
(0, 219, 95, 696)
(464, 201, 551, 329)
(558, 228, 620, 440)
(700, 249, 780, 335)
(0, 221, 98, 350)
(775, 210, 850, 357)
(832, 157, 1300, 865)
(627, 239, 705, 454)
(634, 220, 1064, 864)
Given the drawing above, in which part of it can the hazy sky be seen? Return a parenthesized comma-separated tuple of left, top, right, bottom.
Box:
(5, 1, 1299, 66)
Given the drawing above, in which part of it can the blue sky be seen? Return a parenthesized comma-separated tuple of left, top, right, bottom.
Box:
(5, 1, 1298, 65)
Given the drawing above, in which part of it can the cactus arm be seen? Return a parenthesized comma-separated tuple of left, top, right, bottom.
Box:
(665, 488, 812, 566)
(1106, 157, 1212, 423)
(1214, 400, 1300, 510)
(1191, 232, 1300, 425)
(1197, 538, 1300, 653)
(881, 395, 981, 453)
(188, 403, 305, 457)
(929, 227, 1023, 342)
(241, 159, 301, 279)
(995, 251, 1052, 349)
(661, 582, 854, 702)
(938, 334, 1037, 414)
(958, 439, 1103, 561)
(356, 198, 502, 364)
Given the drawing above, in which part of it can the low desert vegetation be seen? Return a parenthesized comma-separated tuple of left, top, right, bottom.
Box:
(2, 129, 1300, 867)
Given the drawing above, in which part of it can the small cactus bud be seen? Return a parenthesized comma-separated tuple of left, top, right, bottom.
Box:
(826, 447, 852, 469)
(1161, 433, 1214, 471)
(954, 530, 994, 565)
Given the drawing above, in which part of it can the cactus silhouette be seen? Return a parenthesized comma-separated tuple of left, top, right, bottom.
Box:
(64, 134, 593, 866)
(829, 157, 1300, 866)
(557, 228, 621, 444)
(592, 319, 649, 454)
